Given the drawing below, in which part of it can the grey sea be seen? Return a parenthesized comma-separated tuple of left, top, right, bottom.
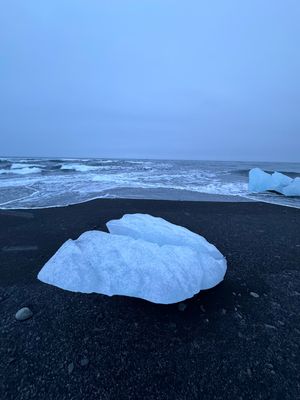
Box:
(0, 157, 299, 209)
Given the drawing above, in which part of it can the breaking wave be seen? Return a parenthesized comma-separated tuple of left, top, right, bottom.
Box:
(0, 166, 42, 175)
(60, 164, 100, 172)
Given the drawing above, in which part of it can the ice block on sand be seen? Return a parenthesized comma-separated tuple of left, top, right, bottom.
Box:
(248, 168, 293, 193)
(38, 215, 227, 304)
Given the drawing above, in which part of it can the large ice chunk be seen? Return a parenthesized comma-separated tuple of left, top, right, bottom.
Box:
(249, 168, 293, 193)
(38, 215, 227, 304)
(39, 231, 209, 304)
(107, 214, 226, 290)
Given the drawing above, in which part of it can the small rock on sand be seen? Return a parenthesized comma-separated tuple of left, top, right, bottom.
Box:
(250, 292, 259, 298)
(15, 307, 33, 321)
(68, 362, 74, 374)
(264, 324, 277, 330)
(178, 303, 187, 312)
(80, 357, 89, 367)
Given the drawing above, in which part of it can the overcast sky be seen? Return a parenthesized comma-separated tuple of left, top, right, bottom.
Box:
(0, 1, 299, 161)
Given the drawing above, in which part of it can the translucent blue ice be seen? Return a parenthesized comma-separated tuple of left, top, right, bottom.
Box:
(38, 214, 227, 304)
(249, 168, 299, 196)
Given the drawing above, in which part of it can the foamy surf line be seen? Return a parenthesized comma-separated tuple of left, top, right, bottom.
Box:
(1, 188, 299, 210)
(0, 191, 274, 211)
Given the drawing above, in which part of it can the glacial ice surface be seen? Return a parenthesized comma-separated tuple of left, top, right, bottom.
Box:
(249, 168, 292, 193)
(38, 214, 227, 304)
(248, 168, 273, 193)
(281, 177, 300, 196)
(248, 168, 299, 196)
(107, 214, 226, 290)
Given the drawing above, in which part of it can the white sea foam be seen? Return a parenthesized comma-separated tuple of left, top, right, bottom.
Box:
(193, 182, 248, 196)
(60, 164, 99, 172)
(13, 167, 42, 175)
(100, 159, 118, 163)
(91, 171, 246, 197)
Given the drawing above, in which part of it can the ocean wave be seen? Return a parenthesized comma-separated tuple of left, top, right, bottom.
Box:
(100, 159, 118, 164)
(12, 167, 42, 175)
(60, 164, 100, 172)
(234, 168, 299, 179)
(11, 163, 42, 169)
(0, 167, 42, 175)
(124, 160, 145, 164)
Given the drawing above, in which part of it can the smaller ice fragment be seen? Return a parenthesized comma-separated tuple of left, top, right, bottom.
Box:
(271, 171, 293, 191)
(249, 168, 294, 195)
(281, 177, 300, 196)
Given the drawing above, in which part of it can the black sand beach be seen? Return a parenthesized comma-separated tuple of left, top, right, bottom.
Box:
(0, 198, 299, 400)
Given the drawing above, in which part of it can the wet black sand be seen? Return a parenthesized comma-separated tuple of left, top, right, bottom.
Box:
(0, 198, 299, 400)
